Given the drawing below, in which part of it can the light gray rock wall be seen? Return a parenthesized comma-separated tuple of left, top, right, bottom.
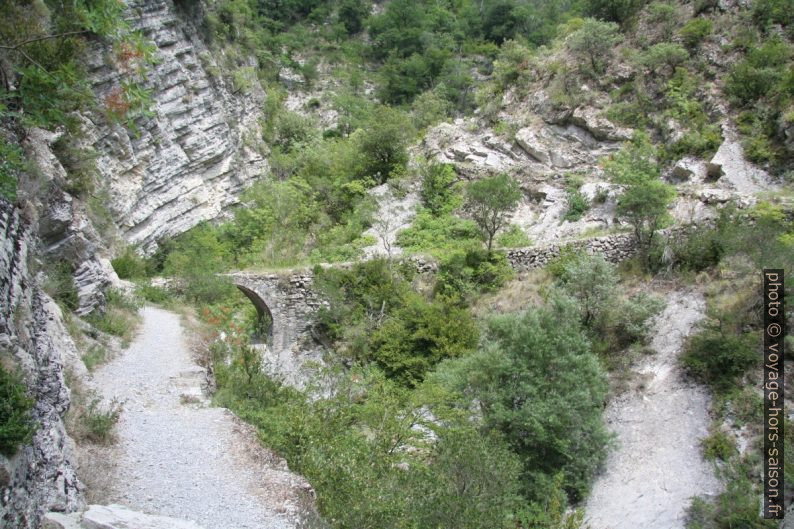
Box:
(82, 0, 269, 254)
(0, 200, 84, 528)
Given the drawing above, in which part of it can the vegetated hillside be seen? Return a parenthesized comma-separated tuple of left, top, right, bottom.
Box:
(0, 0, 792, 528)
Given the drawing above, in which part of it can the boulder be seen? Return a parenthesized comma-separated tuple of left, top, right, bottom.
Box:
(570, 107, 633, 142)
(515, 127, 550, 164)
(81, 505, 206, 529)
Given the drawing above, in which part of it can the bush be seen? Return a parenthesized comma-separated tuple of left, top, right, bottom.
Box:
(567, 18, 623, 76)
(136, 284, 171, 304)
(679, 17, 712, 48)
(585, 0, 645, 24)
(436, 247, 514, 300)
(564, 190, 590, 221)
(640, 43, 689, 76)
(725, 37, 792, 105)
(78, 396, 122, 444)
(0, 136, 25, 201)
(701, 429, 736, 461)
(370, 294, 479, 386)
(420, 162, 460, 216)
(111, 247, 147, 279)
(85, 289, 140, 346)
(752, 0, 793, 29)
(434, 296, 610, 501)
(680, 329, 757, 392)
(0, 365, 35, 456)
(43, 262, 79, 311)
(396, 212, 481, 256)
(496, 224, 531, 248)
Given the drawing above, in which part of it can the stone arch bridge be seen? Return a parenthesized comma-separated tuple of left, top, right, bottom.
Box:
(226, 232, 640, 382)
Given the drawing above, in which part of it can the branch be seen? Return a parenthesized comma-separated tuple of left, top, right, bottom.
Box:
(0, 31, 89, 51)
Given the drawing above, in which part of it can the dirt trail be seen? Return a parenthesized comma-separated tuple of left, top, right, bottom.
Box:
(90, 306, 314, 529)
(584, 291, 721, 529)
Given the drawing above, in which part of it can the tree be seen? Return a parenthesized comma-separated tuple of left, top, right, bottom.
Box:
(420, 162, 459, 216)
(584, 0, 645, 24)
(353, 106, 413, 183)
(465, 173, 522, 253)
(566, 18, 622, 76)
(604, 133, 675, 264)
(640, 43, 689, 76)
(432, 296, 610, 501)
(338, 0, 370, 34)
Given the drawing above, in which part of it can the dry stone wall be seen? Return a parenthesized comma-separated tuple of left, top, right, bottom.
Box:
(506, 232, 639, 271)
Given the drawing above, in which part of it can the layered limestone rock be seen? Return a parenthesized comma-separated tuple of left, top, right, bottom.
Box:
(0, 200, 84, 528)
(21, 128, 122, 315)
(44, 504, 206, 529)
(82, 0, 269, 254)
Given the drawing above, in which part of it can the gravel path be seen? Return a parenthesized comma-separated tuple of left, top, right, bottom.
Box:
(91, 306, 314, 529)
(584, 291, 721, 529)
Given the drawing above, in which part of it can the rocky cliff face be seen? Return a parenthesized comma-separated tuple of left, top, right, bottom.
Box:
(0, 200, 84, 528)
(1, 0, 272, 525)
(82, 0, 268, 254)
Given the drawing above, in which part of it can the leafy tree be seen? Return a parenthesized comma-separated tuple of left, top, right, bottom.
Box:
(679, 17, 712, 48)
(604, 133, 675, 263)
(566, 18, 623, 76)
(725, 36, 792, 105)
(556, 254, 618, 328)
(370, 293, 479, 386)
(465, 173, 522, 253)
(353, 106, 412, 183)
(584, 0, 646, 24)
(415, 426, 524, 529)
(338, 0, 370, 34)
(420, 162, 460, 216)
(433, 296, 610, 501)
(640, 42, 689, 76)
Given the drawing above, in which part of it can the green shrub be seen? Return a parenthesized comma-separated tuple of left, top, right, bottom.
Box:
(0, 365, 35, 456)
(496, 224, 531, 248)
(640, 43, 689, 76)
(701, 429, 737, 461)
(664, 224, 725, 272)
(567, 18, 623, 76)
(370, 294, 479, 386)
(680, 329, 757, 392)
(419, 162, 460, 216)
(85, 289, 140, 346)
(43, 262, 79, 311)
(752, 0, 793, 29)
(82, 344, 109, 371)
(0, 136, 25, 201)
(436, 247, 514, 300)
(585, 0, 645, 24)
(433, 296, 610, 501)
(679, 17, 712, 48)
(725, 36, 792, 105)
(396, 212, 481, 256)
(564, 190, 590, 221)
(465, 173, 522, 253)
(52, 134, 99, 197)
(80, 396, 122, 444)
(136, 284, 171, 304)
(111, 247, 147, 279)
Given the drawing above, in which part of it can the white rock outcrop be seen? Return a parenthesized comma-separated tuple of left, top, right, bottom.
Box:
(44, 504, 206, 529)
(83, 0, 269, 254)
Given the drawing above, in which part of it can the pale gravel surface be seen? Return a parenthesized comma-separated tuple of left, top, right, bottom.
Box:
(91, 306, 315, 529)
(584, 291, 721, 529)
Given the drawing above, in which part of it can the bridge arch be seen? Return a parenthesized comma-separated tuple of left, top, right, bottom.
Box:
(235, 284, 274, 345)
